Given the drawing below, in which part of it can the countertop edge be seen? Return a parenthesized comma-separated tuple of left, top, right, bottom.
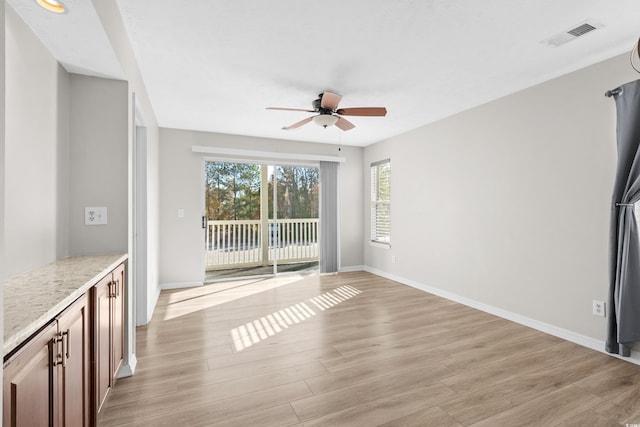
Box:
(3, 254, 128, 358)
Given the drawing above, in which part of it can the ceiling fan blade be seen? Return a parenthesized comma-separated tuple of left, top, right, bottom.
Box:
(266, 107, 315, 112)
(321, 91, 342, 110)
(337, 107, 387, 117)
(283, 116, 313, 130)
(335, 116, 355, 131)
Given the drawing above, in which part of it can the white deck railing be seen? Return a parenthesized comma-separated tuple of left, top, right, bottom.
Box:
(205, 218, 319, 270)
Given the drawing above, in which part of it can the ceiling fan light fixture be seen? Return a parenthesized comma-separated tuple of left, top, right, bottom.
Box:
(313, 114, 338, 128)
(36, 0, 65, 13)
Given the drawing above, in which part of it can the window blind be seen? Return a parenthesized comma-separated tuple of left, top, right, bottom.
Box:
(371, 160, 390, 244)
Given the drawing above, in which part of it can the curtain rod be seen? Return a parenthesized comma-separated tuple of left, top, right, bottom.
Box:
(605, 87, 622, 97)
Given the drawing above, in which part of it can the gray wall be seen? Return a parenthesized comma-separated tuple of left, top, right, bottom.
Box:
(364, 52, 638, 342)
(5, 5, 130, 268)
(68, 74, 128, 256)
(5, 5, 70, 277)
(159, 128, 364, 286)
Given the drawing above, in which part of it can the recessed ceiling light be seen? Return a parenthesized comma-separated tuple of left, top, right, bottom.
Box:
(36, 0, 65, 14)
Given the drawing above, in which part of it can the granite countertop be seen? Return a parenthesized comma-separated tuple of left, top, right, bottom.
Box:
(4, 253, 128, 357)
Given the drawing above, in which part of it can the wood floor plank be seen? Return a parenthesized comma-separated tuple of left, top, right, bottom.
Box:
(96, 398, 138, 426)
(207, 345, 342, 372)
(295, 389, 460, 427)
(573, 360, 640, 401)
(591, 383, 640, 425)
(125, 381, 312, 426)
(101, 376, 178, 409)
(441, 340, 579, 394)
(377, 406, 463, 427)
(174, 361, 326, 404)
(306, 353, 451, 395)
(207, 404, 300, 427)
(96, 271, 640, 427)
(558, 409, 623, 427)
(441, 347, 618, 425)
(291, 365, 458, 422)
(179, 360, 327, 391)
(321, 338, 448, 373)
(467, 385, 603, 427)
(441, 329, 564, 375)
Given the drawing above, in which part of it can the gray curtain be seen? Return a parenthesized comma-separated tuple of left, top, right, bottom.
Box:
(319, 161, 339, 273)
(607, 79, 640, 357)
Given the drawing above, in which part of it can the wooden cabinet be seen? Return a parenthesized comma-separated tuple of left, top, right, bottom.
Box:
(3, 293, 90, 427)
(3, 260, 126, 427)
(3, 322, 56, 427)
(93, 263, 126, 413)
(111, 263, 125, 379)
(57, 294, 91, 427)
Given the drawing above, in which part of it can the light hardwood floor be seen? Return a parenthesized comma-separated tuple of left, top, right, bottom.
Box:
(98, 272, 640, 426)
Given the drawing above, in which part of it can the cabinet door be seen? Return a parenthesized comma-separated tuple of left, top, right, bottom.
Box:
(94, 274, 112, 412)
(3, 322, 57, 427)
(111, 264, 125, 378)
(57, 294, 90, 427)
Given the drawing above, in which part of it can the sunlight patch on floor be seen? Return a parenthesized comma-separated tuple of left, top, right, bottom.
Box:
(230, 285, 362, 352)
(161, 274, 309, 321)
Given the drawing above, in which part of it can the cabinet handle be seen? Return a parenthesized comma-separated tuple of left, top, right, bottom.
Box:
(116, 279, 120, 297)
(52, 332, 63, 367)
(109, 281, 115, 298)
(61, 330, 69, 368)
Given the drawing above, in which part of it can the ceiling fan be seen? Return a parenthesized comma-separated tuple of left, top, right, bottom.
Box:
(266, 91, 387, 131)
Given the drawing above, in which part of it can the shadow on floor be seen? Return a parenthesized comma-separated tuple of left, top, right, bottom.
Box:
(205, 261, 319, 282)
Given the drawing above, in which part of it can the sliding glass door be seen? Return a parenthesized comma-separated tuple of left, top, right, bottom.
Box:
(204, 161, 319, 281)
(269, 165, 320, 274)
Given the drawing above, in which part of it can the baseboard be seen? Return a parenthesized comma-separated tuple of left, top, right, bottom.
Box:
(364, 266, 640, 366)
(118, 353, 137, 378)
(339, 265, 365, 273)
(160, 281, 203, 290)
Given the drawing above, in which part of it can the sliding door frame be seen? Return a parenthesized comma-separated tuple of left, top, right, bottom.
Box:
(201, 156, 320, 282)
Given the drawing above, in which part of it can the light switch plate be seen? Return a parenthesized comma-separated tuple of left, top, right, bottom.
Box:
(85, 207, 107, 225)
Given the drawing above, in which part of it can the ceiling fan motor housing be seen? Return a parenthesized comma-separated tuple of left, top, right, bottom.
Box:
(313, 94, 335, 114)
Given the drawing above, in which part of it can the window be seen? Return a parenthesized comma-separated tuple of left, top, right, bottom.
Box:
(371, 159, 391, 244)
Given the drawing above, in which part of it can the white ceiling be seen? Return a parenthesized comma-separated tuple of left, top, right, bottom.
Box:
(9, 0, 640, 146)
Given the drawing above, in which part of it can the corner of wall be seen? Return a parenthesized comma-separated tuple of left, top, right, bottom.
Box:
(1, 0, 7, 418)
(56, 64, 71, 259)
(364, 267, 640, 367)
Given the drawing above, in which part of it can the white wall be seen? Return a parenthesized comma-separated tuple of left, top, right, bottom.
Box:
(159, 128, 364, 286)
(364, 52, 638, 343)
(68, 74, 128, 255)
(145, 125, 160, 318)
(5, 5, 70, 277)
(93, 0, 161, 327)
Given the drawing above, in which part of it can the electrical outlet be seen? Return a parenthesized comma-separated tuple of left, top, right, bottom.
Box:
(85, 207, 107, 225)
(391, 255, 396, 264)
(592, 300, 605, 317)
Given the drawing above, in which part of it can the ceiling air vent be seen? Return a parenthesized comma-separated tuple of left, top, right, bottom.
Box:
(542, 20, 603, 47)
